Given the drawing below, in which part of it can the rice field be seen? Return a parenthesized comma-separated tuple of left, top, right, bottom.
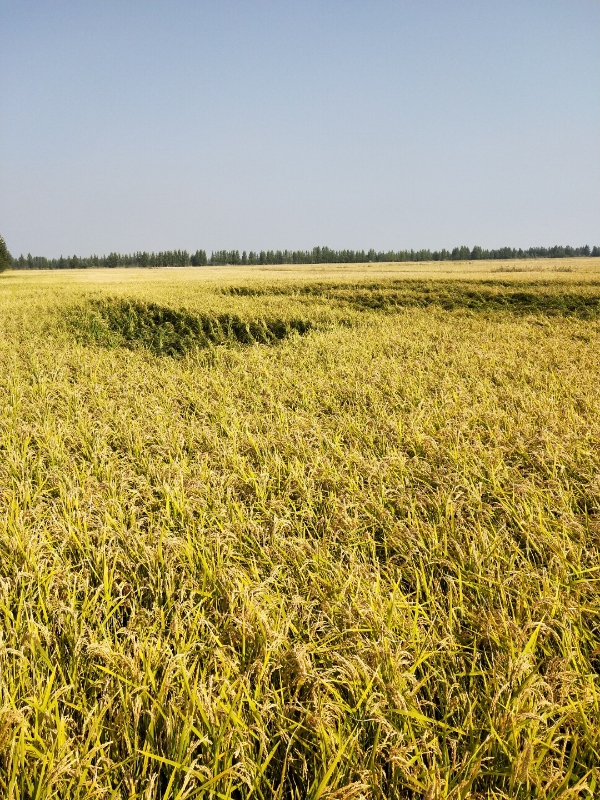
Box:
(1, 259, 600, 798)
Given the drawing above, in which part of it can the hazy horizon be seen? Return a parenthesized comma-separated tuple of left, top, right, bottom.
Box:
(1, 0, 599, 259)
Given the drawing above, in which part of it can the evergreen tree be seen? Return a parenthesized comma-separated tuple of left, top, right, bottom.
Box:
(0, 235, 12, 272)
(191, 250, 207, 266)
(452, 246, 471, 260)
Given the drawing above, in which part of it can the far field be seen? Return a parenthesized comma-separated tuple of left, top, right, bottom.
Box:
(1, 259, 600, 799)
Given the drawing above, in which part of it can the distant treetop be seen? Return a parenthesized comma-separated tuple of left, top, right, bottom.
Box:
(9, 243, 600, 270)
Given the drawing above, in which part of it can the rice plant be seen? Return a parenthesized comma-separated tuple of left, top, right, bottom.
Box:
(0, 260, 599, 798)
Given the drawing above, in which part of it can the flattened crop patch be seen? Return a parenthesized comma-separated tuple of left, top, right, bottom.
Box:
(224, 280, 600, 317)
(67, 298, 313, 356)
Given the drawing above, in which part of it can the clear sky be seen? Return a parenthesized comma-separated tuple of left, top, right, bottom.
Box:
(1, 0, 599, 258)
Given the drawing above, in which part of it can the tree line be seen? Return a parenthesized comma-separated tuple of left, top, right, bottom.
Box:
(7, 249, 192, 270)
(204, 244, 600, 266)
(3, 240, 600, 271)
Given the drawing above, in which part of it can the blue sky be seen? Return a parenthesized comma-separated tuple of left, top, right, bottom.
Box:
(1, 0, 599, 257)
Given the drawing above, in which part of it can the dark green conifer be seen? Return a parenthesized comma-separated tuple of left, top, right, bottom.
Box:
(0, 235, 12, 272)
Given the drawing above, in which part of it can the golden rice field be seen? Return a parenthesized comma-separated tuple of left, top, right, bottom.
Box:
(1, 259, 600, 799)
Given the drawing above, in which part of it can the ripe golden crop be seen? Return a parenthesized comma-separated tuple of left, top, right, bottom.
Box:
(1, 260, 599, 798)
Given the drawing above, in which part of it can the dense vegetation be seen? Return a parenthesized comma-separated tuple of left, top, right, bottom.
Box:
(1, 262, 599, 798)
(5, 243, 600, 269)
